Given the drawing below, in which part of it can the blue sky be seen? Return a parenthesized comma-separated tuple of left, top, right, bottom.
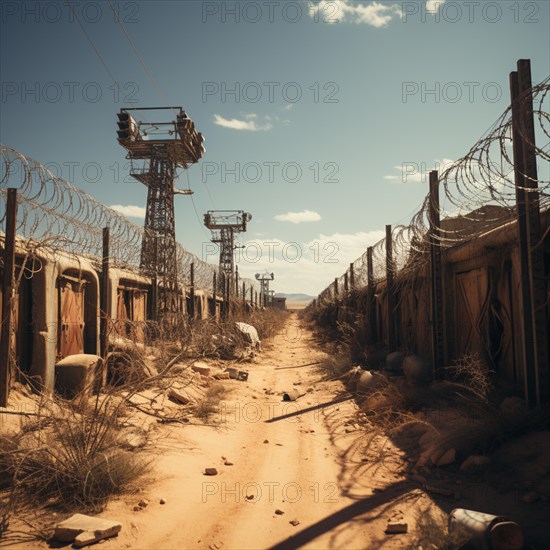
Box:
(1, 0, 549, 294)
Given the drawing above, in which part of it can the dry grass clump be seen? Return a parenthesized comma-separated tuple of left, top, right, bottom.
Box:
(317, 353, 353, 381)
(0, 393, 149, 515)
(187, 318, 237, 358)
(442, 353, 494, 401)
(413, 509, 469, 550)
(193, 383, 227, 421)
(186, 308, 288, 359)
(242, 308, 288, 341)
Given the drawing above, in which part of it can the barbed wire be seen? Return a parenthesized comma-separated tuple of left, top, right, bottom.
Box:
(316, 76, 550, 304)
(0, 144, 260, 293)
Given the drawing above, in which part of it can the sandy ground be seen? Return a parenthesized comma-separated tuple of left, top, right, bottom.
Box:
(5, 313, 549, 548)
(83, 313, 418, 549)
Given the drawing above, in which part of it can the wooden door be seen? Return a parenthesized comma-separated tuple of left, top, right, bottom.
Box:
(58, 277, 85, 359)
(454, 268, 489, 360)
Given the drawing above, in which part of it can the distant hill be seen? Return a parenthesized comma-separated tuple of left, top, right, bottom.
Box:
(274, 293, 314, 303)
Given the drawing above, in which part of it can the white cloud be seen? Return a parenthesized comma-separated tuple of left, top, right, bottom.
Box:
(308, 0, 402, 27)
(236, 230, 385, 294)
(213, 114, 272, 131)
(384, 158, 455, 184)
(274, 210, 322, 224)
(110, 204, 146, 219)
(426, 0, 445, 14)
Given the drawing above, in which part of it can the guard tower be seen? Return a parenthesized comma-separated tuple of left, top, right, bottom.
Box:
(204, 210, 252, 286)
(255, 271, 274, 307)
(116, 107, 205, 319)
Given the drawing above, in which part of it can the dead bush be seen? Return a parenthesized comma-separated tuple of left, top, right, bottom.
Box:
(442, 352, 494, 401)
(317, 353, 353, 381)
(413, 509, 469, 550)
(241, 308, 288, 341)
(1, 393, 149, 514)
(193, 383, 227, 421)
(186, 318, 239, 358)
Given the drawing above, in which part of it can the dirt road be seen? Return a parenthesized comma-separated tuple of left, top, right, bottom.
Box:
(83, 314, 416, 549)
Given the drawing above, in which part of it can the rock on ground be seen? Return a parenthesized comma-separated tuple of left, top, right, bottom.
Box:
(386, 521, 408, 534)
(385, 351, 405, 373)
(235, 322, 262, 351)
(168, 387, 191, 405)
(54, 514, 121, 546)
(402, 355, 431, 385)
(191, 362, 211, 376)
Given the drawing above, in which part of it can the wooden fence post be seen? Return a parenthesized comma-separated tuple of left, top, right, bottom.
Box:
(386, 225, 396, 351)
(0, 189, 18, 407)
(510, 59, 549, 404)
(429, 171, 445, 379)
(367, 246, 377, 345)
(189, 262, 195, 319)
(100, 227, 110, 358)
(212, 271, 217, 318)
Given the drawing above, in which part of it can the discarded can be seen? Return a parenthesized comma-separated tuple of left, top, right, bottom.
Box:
(448, 508, 524, 550)
(283, 388, 305, 402)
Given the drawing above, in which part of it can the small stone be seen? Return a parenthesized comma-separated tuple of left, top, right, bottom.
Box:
(54, 514, 122, 546)
(138, 499, 149, 508)
(386, 521, 408, 534)
(435, 448, 456, 467)
(263, 439, 269, 444)
(204, 468, 218, 476)
(133, 506, 142, 512)
(275, 443, 283, 446)
(245, 495, 254, 500)
(275, 509, 284, 515)
(307, 387, 314, 393)
(123, 431, 147, 449)
(192, 363, 211, 376)
(289, 520, 300, 526)
(224, 461, 234, 466)
(159, 498, 166, 505)
(168, 387, 191, 405)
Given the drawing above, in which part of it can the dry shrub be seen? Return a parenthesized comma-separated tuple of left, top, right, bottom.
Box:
(442, 353, 494, 401)
(1, 392, 149, 514)
(194, 382, 227, 421)
(187, 309, 288, 359)
(238, 308, 288, 341)
(317, 353, 353, 381)
(187, 318, 240, 358)
(413, 509, 469, 550)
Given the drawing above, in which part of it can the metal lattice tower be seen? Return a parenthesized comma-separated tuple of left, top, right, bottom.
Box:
(255, 271, 274, 307)
(116, 107, 205, 319)
(204, 210, 252, 285)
